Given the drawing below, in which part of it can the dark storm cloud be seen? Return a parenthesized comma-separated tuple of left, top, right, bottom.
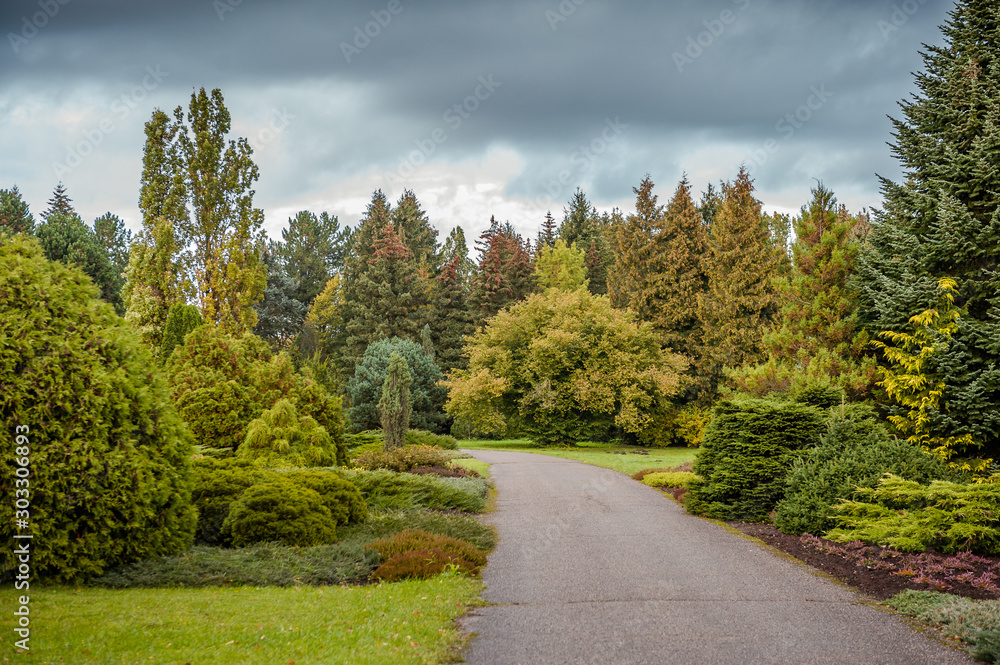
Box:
(0, 0, 955, 233)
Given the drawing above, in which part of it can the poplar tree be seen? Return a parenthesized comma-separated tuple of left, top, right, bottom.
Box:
(697, 167, 782, 390)
(856, 0, 1000, 462)
(730, 184, 877, 399)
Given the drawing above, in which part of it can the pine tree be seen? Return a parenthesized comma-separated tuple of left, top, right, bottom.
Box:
(432, 254, 475, 375)
(469, 216, 535, 324)
(856, 0, 1000, 462)
(697, 167, 782, 391)
(0, 186, 34, 235)
(343, 223, 427, 370)
(93, 212, 132, 278)
(379, 351, 412, 450)
(41, 182, 74, 222)
(271, 210, 347, 307)
(730, 184, 878, 399)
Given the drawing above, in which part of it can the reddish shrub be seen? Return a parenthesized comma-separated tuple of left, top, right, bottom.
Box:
(371, 548, 478, 581)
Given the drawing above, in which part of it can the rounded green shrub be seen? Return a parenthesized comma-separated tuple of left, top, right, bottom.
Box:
(686, 397, 826, 522)
(239, 399, 338, 468)
(191, 458, 278, 546)
(774, 406, 954, 536)
(222, 479, 337, 547)
(283, 470, 368, 525)
(0, 236, 196, 582)
(176, 380, 261, 452)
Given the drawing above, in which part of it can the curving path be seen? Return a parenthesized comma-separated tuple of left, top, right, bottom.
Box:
(460, 450, 972, 665)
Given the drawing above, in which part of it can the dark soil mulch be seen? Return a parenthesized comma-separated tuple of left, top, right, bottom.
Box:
(727, 521, 1000, 601)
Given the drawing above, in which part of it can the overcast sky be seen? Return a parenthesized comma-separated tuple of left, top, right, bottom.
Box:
(0, 0, 954, 244)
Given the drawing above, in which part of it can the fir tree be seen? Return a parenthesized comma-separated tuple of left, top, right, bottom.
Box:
(698, 182, 723, 228)
(379, 351, 412, 450)
(560, 188, 612, 295)
(856, 0, 1000, 462)
(433, 254, 475, 375)
(608, 176, 661, 312)
(392, 189, 438, 269)
(469, 216, 535, 324)
(440, 225, 475, 285)
(35, 212, 124, 314)
(253, 249, 307, 348)
(697, 167, 782, 392)
(730, 184, 878, 399)
(41, 182, 74, 222)
(0, 186, 34, 235)
(537, 210, 557, 254)
(93, 212, 132, 278)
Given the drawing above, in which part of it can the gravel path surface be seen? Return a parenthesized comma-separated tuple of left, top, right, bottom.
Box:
(460, 450, 973, 665)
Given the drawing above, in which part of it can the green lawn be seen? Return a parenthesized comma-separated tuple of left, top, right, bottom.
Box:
(458, 439, 697, 476)
(1, 575, 481, 664)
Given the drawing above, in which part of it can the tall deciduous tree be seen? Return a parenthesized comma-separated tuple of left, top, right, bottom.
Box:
(469, 216, 535, 325)
(730, 184, 877, 399)
(697, 167, 782, 392)
(0, 186, 34, 235)
(535, 238, 587, 291)
(856, 0, 1000, 463)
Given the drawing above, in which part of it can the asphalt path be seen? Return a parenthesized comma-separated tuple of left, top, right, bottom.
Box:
(460, 449, 972, 665)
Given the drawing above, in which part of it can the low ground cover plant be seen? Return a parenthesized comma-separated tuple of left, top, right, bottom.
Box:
(354, 444, 452, 472)
(336, 468, 488, 513)
(887, 590, 1000, 662)
(641, 471, 699, 488)
(368, 528, 489, 581)
(826, 475, 1000, 555)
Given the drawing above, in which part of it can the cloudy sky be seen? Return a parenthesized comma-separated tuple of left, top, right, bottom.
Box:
(0, 0, 953, 244)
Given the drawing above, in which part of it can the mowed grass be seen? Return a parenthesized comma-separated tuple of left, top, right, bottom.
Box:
(2, 575, 482, 664)
(450, 456, 491, 478)
(459, 439, 697, 476)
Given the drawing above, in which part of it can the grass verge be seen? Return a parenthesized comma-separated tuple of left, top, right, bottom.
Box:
(2, 574, 482, 664)
(886, 589, 1000, 661)
(459, 439, 697, 477)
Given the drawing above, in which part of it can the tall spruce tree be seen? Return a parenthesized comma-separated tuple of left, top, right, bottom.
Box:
(856, 0, 1000, 462)
(392, 189, 438, 269)
(608, 176, 661, 312)
(343, 223, 426, 371)
(433, 255, 475, 375)
(0, 186, 34, 235)
(41, 182, 74, 222)
(731, 184, 878, 399)
(537, 211, 558, 254)
(35, 212, 124, 314)
(560, 189, 612, 295)
(697, 167, 782, 392)
(469, 216, 535, 324)
(440, 225, 475, 284)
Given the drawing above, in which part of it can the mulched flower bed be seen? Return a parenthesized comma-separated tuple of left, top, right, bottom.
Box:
(728, 521, 1000, 602)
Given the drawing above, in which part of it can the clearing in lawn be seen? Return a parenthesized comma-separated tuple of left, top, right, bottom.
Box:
(2, 574, 482, 664)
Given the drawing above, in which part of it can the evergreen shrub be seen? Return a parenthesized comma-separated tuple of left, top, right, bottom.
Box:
(686, 397, 825, 521)
(774, 406, 954, 536)
(0, 236, 196, 582)
(335, 469, 487, 513)
(354, 444, 452, 472)
(283, 470, 367, 526)
(191, 458, 278, 546)
(405, 429, 459, 449)
(368, 528, 487, 580)
(239, 399, 338, 468)
(222, 479, 337, 547)
(641, 471, 699, 488)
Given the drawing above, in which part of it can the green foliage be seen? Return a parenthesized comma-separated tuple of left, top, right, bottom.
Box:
(470, 216, 536, 325)
(252, 250, 307, 348)
(335, 468, 488, 513)
(559, 189, 613, 296)
(641, 471, 699, 488)
(160, 302, 204, 363)
(354, 445, 453, 472)
(369, 529, 487, 581)
(0, 185, 34, 235)
(346, 337, 447, 434)
(631, 467, 674, 481)
(535, 238, 588, 291)
(446, 288, 687, 445)
(405, 429, 458, 450)
(0, 236, 196, 583)
(223, 479, 338, 547)
(888, 590, 1000, 662)
(92, 212, 132, 278)
(271, 210, 349, 307)
(283, 470, 367, 526)
(432, 254, 475, 376)
(239, 398, 338, 468)
(685, 397, 826, 522)
(190, 457, 277, 546)
(826, 474, 1000, 555)
(658, 404, 712, 448)
(35, 211, 124, 314)
(773, 407, 954, 536)
(380, 351, 412, 449)
(176, 379, 261, 451)
(363, 511, 497, 552)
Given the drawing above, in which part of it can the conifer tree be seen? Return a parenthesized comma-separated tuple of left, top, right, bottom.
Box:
(440, 225, 475, 285)
(343, 223, 426, 370)
(160, 302, 204, 363)
(856, 0, 1000, 462)
(35, 212, 124, 314)
(0, 186, 34, 235)
(392, 189, 438, 269)
(698, 182, 724, 228)
(433, 255, 475, 375)
(608, 176, 661, 312)
(536, 211, 558, 254)
(379, 351, 412, 450)
(469, 216, 535, 324)
(535, 238, 588, 291)
(697, 167, 782, 392)
(41, 182, 74, 222)
(271, 210, 347, 307)
(93, 212, 132, 278)
(560, 189, 612, 295)
(730, 184, 877, 399)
